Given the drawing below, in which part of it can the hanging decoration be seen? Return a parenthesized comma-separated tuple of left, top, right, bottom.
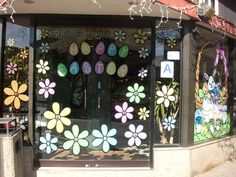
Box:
(0, 0, 16, 22)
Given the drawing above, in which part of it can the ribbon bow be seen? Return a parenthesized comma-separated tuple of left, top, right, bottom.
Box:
(214, 43, 229, 77)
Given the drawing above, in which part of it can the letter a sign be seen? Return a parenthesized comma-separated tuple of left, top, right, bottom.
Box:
(160, 61, 174, 78)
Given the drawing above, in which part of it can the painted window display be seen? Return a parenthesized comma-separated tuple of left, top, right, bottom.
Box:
(2, 18, 30, 143)
(154, 22, 181, 144)
(194, 41, 230, 143)
(34, 24, 151, 166)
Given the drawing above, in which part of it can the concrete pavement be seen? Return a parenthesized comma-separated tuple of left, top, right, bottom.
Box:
(194, 160, 236, 177)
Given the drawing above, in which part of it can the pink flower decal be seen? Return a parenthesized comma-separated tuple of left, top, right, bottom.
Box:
(115, 102, 134, 123)
(38, 78, 56, 99)
(6, 62, 17, 75)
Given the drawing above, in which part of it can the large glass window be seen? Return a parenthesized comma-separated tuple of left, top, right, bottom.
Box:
(34, 19, 152, 167)
(154, 21, 181, 145)
(193, 27, 230, 143)
(2, 17, 30, 143)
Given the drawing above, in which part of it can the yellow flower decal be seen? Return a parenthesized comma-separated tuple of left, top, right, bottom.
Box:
(167, 39, 177, 48)
(20, 49, 28, 59)
(133, 29, 148, 44)
(44, 102, 71, 133)
(4, 80, 29, 109)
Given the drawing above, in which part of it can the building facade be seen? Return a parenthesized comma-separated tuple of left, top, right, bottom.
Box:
(0, 0, 236, 177)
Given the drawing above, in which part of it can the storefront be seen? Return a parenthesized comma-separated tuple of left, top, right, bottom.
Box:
(0, 2, 236, 177)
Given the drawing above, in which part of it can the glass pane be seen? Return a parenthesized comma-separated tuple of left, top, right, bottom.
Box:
(194, 36, 230, 143)
(154, 21, 181, 145)
(34, 24, 151, 165)
(2, 17, 30, 143)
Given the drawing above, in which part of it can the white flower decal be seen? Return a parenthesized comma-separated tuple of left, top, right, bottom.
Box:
(156, 85, 176, 108)
(126, 83, 145, 103)
(44, 102, 71, 133)
(7, 38, 14, 46)
(36, 59, 50, 74)
(124, 124, 147, 146)
(11, 117, 25, 130)
(138, 47, 149, 59)
(162, 116, 176, 131)
(115, 102, 134, 123)
(114, 29, 126, 42)
(63, 125, 89, 155)
(6, 62, 17, 75)
(92, 124, 117, 153)
(39, 132, 58, 154)
(138, 67, 148, 78)
(39, 42, 50, 53)
(38, 78, 56, 99)
(138, 107, 150, 120)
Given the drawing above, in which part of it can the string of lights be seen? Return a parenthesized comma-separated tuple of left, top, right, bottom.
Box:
(0, 0, 15, 22)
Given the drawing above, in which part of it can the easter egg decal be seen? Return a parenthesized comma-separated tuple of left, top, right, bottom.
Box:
(69, 61, 79, 75)
(95, 61, 104, 74)
(57, 63, 68, 77)
(118, 45, 129, 58)
(107, 42, 117, 57)
(69, 42, 79, 56)
(106, 61, 116, 75)
(81, 41, 91, 55)
(95, 41, 105, 55)
(82, 61, 92, 75)
(117, 64, 128, 78)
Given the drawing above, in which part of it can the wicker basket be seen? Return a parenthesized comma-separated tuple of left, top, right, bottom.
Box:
(195, 41, 228, 109)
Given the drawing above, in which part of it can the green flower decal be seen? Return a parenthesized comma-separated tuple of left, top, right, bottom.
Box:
(133, 29, 148, 44)
(63, 125, 89, 155)
(126, 83, 145, 103)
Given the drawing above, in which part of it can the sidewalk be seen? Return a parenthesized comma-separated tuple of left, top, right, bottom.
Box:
(194, 160, 236, 177)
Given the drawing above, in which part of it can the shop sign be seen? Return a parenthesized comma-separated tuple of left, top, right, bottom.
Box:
(167, 51, 180, 60)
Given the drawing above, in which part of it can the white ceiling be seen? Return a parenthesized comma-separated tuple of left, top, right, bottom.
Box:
(11, 0, 190, 20)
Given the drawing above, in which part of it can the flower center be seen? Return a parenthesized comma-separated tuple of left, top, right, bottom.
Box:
(55, 114, 61, 120)
(103, 136, 107, 141)
(133, 91, 138, 96)
(133, 133, 138, 138)
(46, 142, 50, 146)
(122, 111, 127, 116)
(74, 138, 78, 142)
(14, 92, 19, 97)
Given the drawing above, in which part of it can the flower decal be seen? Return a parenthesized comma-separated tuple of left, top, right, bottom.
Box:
(156, 85, 176, 107)
(11, 117, 26, 130)
(162, 116, 176, 131)
(41, 29, 49, 39)
(138, 107, 150, 120)
(166, 39, 177, 48)
(133, 29, 148, 44)
(114, 29, 126, 42)
(63, 125, 89, 155)
(38, 78, 56, 99)
(43, 102, 71, 133)
(36, 59, 50, 74)
(39, 42, 50, 53)
(138, 47, 149, 59)
(52, 29, 61, 38)
(126, 83, 145, 103)
(7, 38, 14, 46)
(39, 132, 58, 154)
(115, 102, 134, 123)
(6, 62, 17, 75)
(138, 67, 148, 78)
(92, 124, 117, 153)
(124, 124, 147, 146)
(20, 49, 28, 59)
(4, 80, 29, 109)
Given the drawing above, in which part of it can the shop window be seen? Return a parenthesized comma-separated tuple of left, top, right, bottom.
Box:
(193, 27, 230, 143)
(2, 17, 30, 143)
(154, 21, 181, 145)
(34, 19, 152, 167)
